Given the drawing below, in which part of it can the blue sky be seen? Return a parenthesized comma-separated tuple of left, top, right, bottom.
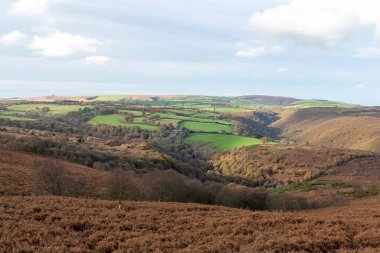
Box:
(0, 0, 379, 105)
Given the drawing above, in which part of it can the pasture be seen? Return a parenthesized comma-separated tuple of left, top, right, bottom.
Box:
(180, 121, 233, 133)
(95, 95, 129, 102)
(0, 114, 34, 121)
(157, 113, 231, 125)
(8, 104, 91, 115)
(88, 114, 157, 131)
(185, 133, 263, 150)
(119, 110, 146, 116)
(187, 105, 252, 113)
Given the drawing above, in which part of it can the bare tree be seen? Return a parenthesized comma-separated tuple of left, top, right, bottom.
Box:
(142, 170, 189, 202)
(107, 169, 142, 203)
(34, 160, 68, 196)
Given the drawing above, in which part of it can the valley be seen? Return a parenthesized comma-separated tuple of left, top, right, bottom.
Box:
(1, 94, 380, 252)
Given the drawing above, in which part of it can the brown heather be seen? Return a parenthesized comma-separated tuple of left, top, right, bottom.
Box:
(1, 195, 380, 253)
(273, 108, 380, 152)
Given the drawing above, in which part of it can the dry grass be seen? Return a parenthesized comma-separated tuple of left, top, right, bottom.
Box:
(0, 148, 108, 197)
(1, 195, 380, 252)
(273, 108, 380, 152)
(213, 145, 380, 188)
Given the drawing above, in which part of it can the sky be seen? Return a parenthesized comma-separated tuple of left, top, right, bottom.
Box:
(0, 0, 380, 105)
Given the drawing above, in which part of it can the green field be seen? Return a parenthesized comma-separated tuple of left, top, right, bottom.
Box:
(0, 114, 34, 121)
(191, 111, 219, 118)
(157, 118, 181, 126)
(119, 110, 146, 116)
(185, 133, 263, 150)
(291, 100, 358, 109)
(95, 95, 129, 102)
(164, 109, 194, 116)
(157, 113, 231, 125)
(186, 105, 252, 113)
(180, 121, 233, 133)
(8, 104, 92, 115)
(88, 114, 157, 131)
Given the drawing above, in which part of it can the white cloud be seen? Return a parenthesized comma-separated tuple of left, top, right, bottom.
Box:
(82, 56, 111, 65)
(29, 31, 100, 57)
(276, 67, 288, 73)
(235, 41, 283, 58)
(354, 47, 380, 59)
(249, 0, 380, 48)
(0, 31, 26, 45)
(7, 0, 51, 16)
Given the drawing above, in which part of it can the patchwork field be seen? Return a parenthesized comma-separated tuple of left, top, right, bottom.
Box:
(180, 122, 233, 133)
(186, 133, 263, 150)
(186, 105, 252, 113)
(8, 104, 92, 115)
(88, 114, 158, 131)
(0, 113, 34, 121)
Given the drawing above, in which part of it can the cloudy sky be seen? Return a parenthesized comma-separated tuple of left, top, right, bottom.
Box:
(0, 0, 379, 105)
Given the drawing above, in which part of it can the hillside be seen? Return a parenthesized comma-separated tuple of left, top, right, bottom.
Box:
(1, 195, 380, 252)
(273, 108, 380, 152)
(212, 145, 380, 196)
(0, 148, 109, 197)
(236, 95, 301, 106)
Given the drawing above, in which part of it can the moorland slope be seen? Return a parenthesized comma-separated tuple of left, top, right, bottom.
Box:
(273, 108, 380, 152)
(1, 195, 380, 253)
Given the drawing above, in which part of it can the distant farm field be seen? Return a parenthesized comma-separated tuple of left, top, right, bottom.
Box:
(180, 122, 233, 133)
(185, 133, 262, 149)
(95, 95, 129, 102)
(185, 104, 251, 113)
(157, 113, 230, 125)
(88, 114, 157, 131)
(8, 104, 92, 115)
(0, 114, 34, 121)
(119, 110, 146, 116)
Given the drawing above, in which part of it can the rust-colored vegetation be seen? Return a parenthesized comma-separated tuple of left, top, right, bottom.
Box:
(1, 195, 380, 253)
(273, 107, 380, 152)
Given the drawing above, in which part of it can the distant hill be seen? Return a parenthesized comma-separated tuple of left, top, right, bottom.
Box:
(291, 99, 359, 109)
(236, 95, 301, 106)
(273, 107, 380, 152)
(2, 94, 360, 109)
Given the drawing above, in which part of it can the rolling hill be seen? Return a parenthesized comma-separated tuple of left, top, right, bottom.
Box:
(273, 108, 380, 152)
(236, 95, 301, 106)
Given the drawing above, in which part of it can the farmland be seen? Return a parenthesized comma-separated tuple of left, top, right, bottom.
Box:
(0, 114, 34, 121)
(0, 94, 380, 253)
(186, 133, 263, 150)
(180, 122, 233, 133)
(88, 114, 158, 131)
(8, 104, 92, 115)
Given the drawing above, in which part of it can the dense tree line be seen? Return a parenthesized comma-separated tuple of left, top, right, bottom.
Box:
(105, 169, 342, 211)
(35, 161, 336, 211)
